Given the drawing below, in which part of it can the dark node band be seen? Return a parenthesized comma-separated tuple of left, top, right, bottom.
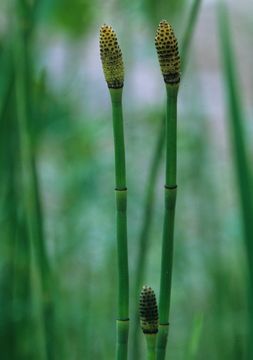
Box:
(143, 329, 159, 334)
(117, 318, 129, 321)
(108, 82, 124, 89)
(159, 322, 170, 326)
(115, 187, 127, 191)
(163, 73, 180, 84)
(164, 185, 177, 190)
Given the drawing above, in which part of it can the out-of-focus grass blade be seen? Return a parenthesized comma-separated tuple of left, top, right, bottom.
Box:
(217, 2, 253, 357)
(186, 313, 204, 359)
(13, 1, 54, 358)
(0, 55, 16, 359)
(181, 0, 202, 73)
(217, 2, 253, 279)
(0, 46, 14, 121)
(0, 46, 35, 359)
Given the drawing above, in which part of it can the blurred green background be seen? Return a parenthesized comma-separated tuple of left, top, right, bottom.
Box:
(0, 0, 253, 359)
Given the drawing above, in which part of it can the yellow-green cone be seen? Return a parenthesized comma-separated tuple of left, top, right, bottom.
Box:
(99, 24, 124, 89)
(155, 20, 180, 84)
(140, 286, 158, 334)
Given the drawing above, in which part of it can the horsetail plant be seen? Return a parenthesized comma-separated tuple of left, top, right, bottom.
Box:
(132, 4, 202, 356)
(99, 25, 129, 360)
(155, 20, 180, 360)
(140, 286, 159, 360)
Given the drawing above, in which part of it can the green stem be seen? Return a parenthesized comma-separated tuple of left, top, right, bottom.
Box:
(156, 324, 169, 360)
(131, 2, 202, 355)
(116, 320, 129, 360)
(0, 68, 18, 359)
(115, 189, 129, 319)
(110, 89, 129, 360)
(165, 85, 178, 187)
(157, 84, 179, 360)
(145, 334, 157, 360)
(110, 89, 126, 190)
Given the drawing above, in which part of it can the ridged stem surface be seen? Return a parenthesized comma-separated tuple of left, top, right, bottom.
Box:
(110, 89, 129, 360)
(110, 89, 126, 190)
(145, 334, 157, 360)
(157, 84, 178, 360)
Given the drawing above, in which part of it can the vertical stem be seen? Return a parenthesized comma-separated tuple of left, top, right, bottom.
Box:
(158, 187, 177, 322)
(110, 89, 126, 190)
(110, 89, 129, 359)
(165, 85, 178, 187)
(0, 63, 18, 359)
(131, 2, 202, 355)
(157, 84, 179, 360)
(146, 334, 157, 360)
(116, 320, 129, 360)
(115, 189, 129, 319)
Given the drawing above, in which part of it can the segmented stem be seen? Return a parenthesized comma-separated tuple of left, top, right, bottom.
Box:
(156, 84, 178, 360)
(110, 89, 129, 360)
(100, 25, 129, 359)
(154, 19, 180, 358)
